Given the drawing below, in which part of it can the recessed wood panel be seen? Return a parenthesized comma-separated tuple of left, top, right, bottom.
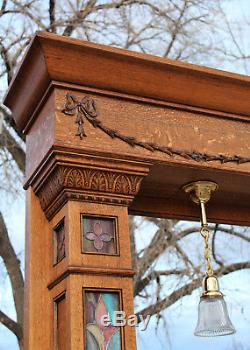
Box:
(54, 293, 67, 350)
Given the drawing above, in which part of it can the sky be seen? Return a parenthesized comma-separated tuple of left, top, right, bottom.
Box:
(0, 0, 250, 349)
(133, 217, 250, 350)
(137, 271, 250, 350)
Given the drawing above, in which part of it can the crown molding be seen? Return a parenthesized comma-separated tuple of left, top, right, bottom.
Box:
(4, 32, 250, 133)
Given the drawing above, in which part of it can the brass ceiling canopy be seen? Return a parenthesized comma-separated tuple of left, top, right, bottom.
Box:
(182, 180, 218, 204)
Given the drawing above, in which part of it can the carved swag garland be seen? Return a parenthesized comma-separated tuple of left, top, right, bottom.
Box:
(62, 93, 250, 165)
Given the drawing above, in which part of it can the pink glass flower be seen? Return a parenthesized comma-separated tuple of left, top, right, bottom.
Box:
(86, 222, 112, 250)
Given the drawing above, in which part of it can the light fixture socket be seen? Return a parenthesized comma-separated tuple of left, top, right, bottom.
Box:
(182, 181, 218, 204)
(202, 275, 223, 298)
(182, 180, 236, 336)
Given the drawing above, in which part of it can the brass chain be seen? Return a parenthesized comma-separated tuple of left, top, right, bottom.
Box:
(200, 225, 213, 276)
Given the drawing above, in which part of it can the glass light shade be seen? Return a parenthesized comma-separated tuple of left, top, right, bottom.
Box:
(194, 296, 236, 337)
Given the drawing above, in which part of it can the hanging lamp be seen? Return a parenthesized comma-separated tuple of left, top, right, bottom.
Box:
(183, 181, 236, 337)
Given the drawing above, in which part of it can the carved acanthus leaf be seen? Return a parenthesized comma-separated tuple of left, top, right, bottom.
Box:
(36, 165, 144, 220)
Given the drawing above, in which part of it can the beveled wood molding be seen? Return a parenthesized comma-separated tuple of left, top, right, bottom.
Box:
(31, 151, 150, 220)
(4, 32, 250, 133)
(48, 266, 136, 290)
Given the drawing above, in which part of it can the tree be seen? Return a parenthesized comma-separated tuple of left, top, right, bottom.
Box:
(0, 0, 250, 348)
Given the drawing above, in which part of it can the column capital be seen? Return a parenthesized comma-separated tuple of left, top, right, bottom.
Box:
(29, 149, 150, 220)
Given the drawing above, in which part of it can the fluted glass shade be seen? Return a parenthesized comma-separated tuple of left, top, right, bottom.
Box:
(194, 296, 236, 337)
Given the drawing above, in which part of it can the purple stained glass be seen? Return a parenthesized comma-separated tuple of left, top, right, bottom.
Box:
(85, 291, 121, 350)
(54, 219, 66, 264)
(82, 216, 117, 255)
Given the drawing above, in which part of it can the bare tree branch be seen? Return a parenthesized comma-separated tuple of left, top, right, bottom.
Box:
(0, 309, 22, 340)
(137, 261, 250, 320)
(0, 41, 12, 84)
(63, 0, 97, 36)
(0, 212, 24, 329)
(134, 269, 188, 296)
(176, 225, 250, 244)
(138, 278, 202, 320)
(49, 0, 56, 33)
(136, 219, 174, 282)
(0, 0, 7, 13)
(0, 104, 25, 142)
(0, 125, 25, 174)
(163, 0, 189, 57)
(174, 241, 195, 269)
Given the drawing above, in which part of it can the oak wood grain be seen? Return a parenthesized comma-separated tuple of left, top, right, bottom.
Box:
(4, 31, 250, 132)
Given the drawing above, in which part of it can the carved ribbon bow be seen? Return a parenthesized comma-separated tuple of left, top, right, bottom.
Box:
(62, 92, 250, 165)
(63, 93, 98, 139)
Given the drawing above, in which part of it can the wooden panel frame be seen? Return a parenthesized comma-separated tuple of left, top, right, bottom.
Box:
(67, 201, 132, 270)
(68, 274, 136, 350)
(53, 217, 66, 266)
(49, 205, 69, 284)
(80, 213, 120, 257)
(83, 287, 125, 350)
(53, 291, 67, 350)
(50, 279, 69, 350)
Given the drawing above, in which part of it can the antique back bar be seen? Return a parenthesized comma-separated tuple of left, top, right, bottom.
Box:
(4, 32, 250, 349)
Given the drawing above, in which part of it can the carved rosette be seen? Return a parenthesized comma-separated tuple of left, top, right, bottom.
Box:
(35, 164, 146, 220)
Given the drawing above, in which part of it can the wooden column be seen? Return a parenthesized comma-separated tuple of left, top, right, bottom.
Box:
(25, 153, 148, 349)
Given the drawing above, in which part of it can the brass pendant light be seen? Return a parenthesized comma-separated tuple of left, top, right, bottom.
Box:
(183, 181, 236, 337)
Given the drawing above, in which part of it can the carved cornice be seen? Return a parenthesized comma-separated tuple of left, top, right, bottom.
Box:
(63, 93, 250, 165)
(34, 161, 148, 220)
